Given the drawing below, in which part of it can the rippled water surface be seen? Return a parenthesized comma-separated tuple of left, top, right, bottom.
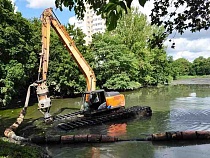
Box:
(1, 85, 210, 158)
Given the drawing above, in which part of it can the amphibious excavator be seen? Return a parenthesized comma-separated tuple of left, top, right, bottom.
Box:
(26, 8, 151, 132)
(36, 8, 126, 121)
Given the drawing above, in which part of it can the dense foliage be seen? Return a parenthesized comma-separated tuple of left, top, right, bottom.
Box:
(0, 0, 40, 106)
(55, 0, 210, 33)
(172, 58, 192, 77)
(91, 9, 173, 88)
(192, 57, 210, 76)
(172, 57, 210, 77)
(91, 33, 141, 90)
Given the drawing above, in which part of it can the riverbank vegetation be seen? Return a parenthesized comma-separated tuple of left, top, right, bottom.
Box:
(176, 75, 210, 80)
(0, 0, 208, 108)
(0, 138, 49, 158)
(172, 57, 210, 79)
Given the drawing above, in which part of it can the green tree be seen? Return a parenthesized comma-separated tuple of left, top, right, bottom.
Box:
(91, 33, 140, 90)
(149, 48, 173, 85)
(116, 9, 172, 86)
(113, 9, 151, 50)
(91, 9, 173, 88)
(172, 58, 192, 76)
(0, 0, 39, 106)
(205, 57, 210, 75)
(192, 56, 210, 76)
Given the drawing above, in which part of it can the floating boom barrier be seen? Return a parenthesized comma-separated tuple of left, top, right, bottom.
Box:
(28, 131, 210, 144)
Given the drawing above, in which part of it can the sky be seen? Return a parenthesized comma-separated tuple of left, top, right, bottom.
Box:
(12, 0, 74, 25)
(11, 0, 210, 62)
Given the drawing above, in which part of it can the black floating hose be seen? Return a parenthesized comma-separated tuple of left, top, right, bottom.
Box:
(28, 131, 210, 145)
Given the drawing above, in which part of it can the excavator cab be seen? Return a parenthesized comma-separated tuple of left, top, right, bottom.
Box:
(82, 90, 106, 112)
(82, 90, 125, 115)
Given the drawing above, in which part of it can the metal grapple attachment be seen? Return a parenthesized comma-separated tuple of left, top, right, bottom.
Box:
(36, 82, 52, 122)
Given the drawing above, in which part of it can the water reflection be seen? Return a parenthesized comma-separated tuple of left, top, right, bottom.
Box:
(107, 123, 127, 137)
(153, 143, 210, 158)
(189, 92, 196, 97)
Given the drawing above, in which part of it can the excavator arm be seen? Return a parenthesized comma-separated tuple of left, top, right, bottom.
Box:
(40, 8, 96, 91)
(36, 8, 96, 120)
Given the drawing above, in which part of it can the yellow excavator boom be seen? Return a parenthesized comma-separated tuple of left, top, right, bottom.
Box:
(40, 8, 96, 91)
(36, 8, 96, 120)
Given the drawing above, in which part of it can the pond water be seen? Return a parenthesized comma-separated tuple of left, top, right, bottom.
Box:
(1, 85, 210, 158)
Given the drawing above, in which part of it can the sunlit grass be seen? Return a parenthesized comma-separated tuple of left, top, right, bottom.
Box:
(177, 75, 210, 80)
(0, 138, 44, 158)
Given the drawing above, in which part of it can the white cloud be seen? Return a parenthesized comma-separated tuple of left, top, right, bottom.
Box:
(25, 0, 55, 9)
(169, 50, 210, 62)
(69, 16, 76, 25)
(131, 0, 153, 20)
(169, 29, 210, 40)
(132, 0, 210, 62)
(165, 37, 210, 62)
(10, 0, 18, 12)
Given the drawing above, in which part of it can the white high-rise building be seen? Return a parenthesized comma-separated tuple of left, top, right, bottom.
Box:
(69, 3, 106, 45)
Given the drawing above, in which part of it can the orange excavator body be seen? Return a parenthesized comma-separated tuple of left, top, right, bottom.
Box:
(82, 90, 125, 113)
(106, 95, 125, 107)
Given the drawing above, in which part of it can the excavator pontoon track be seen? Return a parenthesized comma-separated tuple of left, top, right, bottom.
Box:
(55, 106, 152, 131)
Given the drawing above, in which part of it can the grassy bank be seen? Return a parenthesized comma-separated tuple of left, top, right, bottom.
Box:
(0, 138, 50, 158)
(176, 75, 210, 80)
